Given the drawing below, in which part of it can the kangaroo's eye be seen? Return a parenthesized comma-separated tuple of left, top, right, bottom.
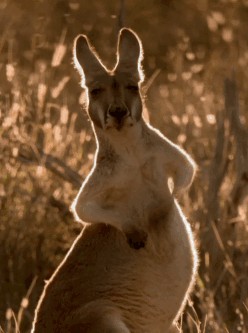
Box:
(90, 88, 104, 96)
(126, 85, 139, 92)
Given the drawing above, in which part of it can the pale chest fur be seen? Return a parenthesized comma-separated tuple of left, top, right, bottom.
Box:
(95, 124, 172, 218)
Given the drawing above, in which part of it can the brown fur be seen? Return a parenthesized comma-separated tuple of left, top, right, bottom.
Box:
(32, 28, 198, 333)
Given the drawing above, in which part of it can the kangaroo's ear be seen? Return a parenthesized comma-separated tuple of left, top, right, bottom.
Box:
(73, 35, 107, 86)
(115, 28, 144, 82)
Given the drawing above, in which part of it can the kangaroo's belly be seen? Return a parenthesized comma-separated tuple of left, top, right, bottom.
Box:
(103, 204, 197, 332)
(33, 204, 197, 333)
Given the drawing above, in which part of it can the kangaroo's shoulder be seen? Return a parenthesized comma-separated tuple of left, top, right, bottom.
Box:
(140, 121, 179, 159)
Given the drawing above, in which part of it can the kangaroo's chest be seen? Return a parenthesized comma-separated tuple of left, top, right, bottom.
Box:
(112, 148, 167, 186)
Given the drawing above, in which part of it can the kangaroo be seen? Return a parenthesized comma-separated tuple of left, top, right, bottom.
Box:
(32, 28, 198, 333)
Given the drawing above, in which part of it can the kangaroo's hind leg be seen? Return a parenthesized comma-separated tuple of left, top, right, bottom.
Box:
(67, 300, 130, 333)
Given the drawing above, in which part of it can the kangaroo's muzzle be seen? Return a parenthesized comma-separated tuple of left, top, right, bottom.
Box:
(108, 106, 128, 120)
(107, 105, 130, 129)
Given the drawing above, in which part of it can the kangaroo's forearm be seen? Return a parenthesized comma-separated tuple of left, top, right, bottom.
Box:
(172, 154, 196, 193)
(158, 138, 196, 193)
(73, 198, 123, 230)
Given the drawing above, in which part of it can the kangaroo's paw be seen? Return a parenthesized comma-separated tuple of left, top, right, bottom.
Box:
(168, 324, 181, 333)
(125, 228, 148, 250)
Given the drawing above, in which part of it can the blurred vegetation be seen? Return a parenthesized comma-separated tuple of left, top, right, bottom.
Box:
(0, 0, 248, 332)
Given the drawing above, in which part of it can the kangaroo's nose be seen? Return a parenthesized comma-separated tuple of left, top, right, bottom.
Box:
(108, 106, 128, 122)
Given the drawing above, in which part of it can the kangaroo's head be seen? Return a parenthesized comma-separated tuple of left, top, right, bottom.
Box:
(73, 28, 144, 131)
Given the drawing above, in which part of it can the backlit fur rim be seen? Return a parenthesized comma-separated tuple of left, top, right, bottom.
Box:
(73, 34, 108, 87)
(115, 27, 144, 83)
(73, 28, 144, 87)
